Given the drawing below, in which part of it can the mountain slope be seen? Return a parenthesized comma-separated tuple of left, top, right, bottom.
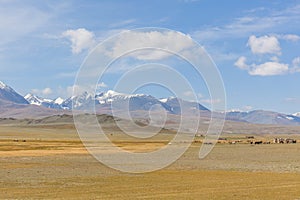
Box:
(226, 110, 300, 125)
(0, 81, 28, 104)
(160, 97, 209, 115)
(293, 112, 300, 117)
(0, 81, 68, 118)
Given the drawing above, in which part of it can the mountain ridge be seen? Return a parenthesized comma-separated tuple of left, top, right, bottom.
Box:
(0, 80, 299, 125)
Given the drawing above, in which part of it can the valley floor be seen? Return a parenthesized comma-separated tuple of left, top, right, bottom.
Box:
(0, 125, 300, 199)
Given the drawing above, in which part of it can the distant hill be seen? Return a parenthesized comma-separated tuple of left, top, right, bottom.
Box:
(226, 110, 300, 125)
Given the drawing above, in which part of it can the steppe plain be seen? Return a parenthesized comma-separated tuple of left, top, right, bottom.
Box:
(0, 115, 300, 199)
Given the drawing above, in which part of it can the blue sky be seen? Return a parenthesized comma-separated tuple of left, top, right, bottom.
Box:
(0, 0, 300, 114)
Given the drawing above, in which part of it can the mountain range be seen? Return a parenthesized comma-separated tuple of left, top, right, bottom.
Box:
(0, 80, 300, 125)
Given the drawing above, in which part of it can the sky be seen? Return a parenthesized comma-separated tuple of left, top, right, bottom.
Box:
(0, 0, 300, 114)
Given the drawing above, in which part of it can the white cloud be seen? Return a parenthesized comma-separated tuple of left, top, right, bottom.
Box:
(97, 82, 108, 88)
(0, 2, 51, 46)
(183, 91, 203, 100)
(57, 85, 89, 98)
(234, 56, 249, 70)
(290, 57, 300, 73)
(244, 105, 253, 111)
(235, 33, 300, 76)
(192, 4, 300, 41)
(183, 91, 193, 97)
(42, 87, 53, 95)
(292, 57, 300, 67)
(270, 56, 279, 62)
(62, 28, 96, 54)
(249, 61, 289, 76)
(247, 35, 281, 55)
(66, 83, 108, 97)
(31, 87, 53, 96)
(234, 57, 290, 76)
(31, 89, 39, 94)
(278, 34, 300, 42)
(108, 30, 195, 60)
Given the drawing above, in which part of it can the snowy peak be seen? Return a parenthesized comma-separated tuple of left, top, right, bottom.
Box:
(159, 97, 209, 114)
(95, 90, 148, 105)
(54, 97, 64, 105)
(0, 81, 15, 93)
(0, 81, 28, 104)
(102, 90, 146, 98)
(24, 93, 64, 109)
(53, 90, 209, 113)
(24, 93, 52, 106)
(0, 81, 7, 89)
(24, 93, 44, 106)
(104, 90, 122, 97)
(62, 91, 94, 109)
(159, 98, 168, 103)
(292, 112, 300, 117)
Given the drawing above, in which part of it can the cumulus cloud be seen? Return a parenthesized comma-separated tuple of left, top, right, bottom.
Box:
(235, 33, 300, 76)
(31, 87, 53, 96)
(234, 57, 289, 76)
(108, 30, 195, 60)
(249, 62, 289, 76)
(62, 28, 96, 54)
(278, 34, 300, 42)
(234, 56, 249, 70)
(42, 87, 53, 95)
(247, 35, 281, 55)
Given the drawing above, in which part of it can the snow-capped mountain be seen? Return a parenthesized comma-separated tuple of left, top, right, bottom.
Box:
(0, 81, 68, 118)
(96, 90, 147, 104)
(160, 97, 209, 114)
(24, 93, 63, 109)
(0, 81, 28, 104)
(292, 112, 300, 117)
(22, 89, 300, 125)
(27, 90, 209, 114)
(83, 90, 209, 114)
(25, 93, 53, 106)
(226, 110, 300, 125)
(1, 80, 300, 125)
(94, 90, 173, 112)
(54, 97, 64, 105)
(61, 91, 95, 110)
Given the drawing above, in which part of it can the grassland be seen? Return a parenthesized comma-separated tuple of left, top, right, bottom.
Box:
(0, 123, 300, 199)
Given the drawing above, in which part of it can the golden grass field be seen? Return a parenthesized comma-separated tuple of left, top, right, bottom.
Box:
(1, 124, 300, 199)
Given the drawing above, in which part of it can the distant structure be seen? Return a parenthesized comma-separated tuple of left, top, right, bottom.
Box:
(273, 138, 296, 144)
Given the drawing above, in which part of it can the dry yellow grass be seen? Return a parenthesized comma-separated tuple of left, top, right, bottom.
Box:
(0, 125, 300, 199)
